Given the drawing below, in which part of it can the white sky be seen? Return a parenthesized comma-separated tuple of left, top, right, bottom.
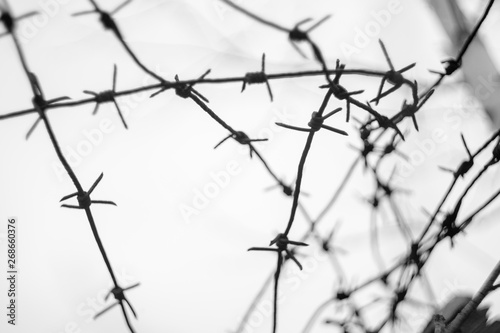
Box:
(1, 0, 500, 333)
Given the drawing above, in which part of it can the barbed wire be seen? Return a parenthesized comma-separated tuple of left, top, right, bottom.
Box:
(0, 0, 498, 332)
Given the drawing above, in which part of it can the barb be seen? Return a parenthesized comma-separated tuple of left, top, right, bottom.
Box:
(214, 130, 268, 158)
(151, 70, 211, 101)
(390, 84, 434, 132)
(94, 283, 140, 329)
(26, 73, 71, 140)
(438, 133, 474, 178)
(417, 129, 500, 244)
(241, 53, 274, 101)
(0, 1, 38, 38)
(83, 65, 128, 129)
(371, 39, 416, 105)
(276, 107, 347, 136)
(60, 173, 117, 209)
(224, 1, 499, 331)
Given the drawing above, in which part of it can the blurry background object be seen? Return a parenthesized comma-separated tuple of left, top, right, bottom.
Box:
(428, 0, 500, 128)
(422, 294, 500, 333)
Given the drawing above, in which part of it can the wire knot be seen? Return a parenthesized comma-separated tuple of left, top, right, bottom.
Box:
(99, 12, 119, 34)
(320, 60, 364, 122)
(276, 108, 347, 136)
(430, 58, 461, 76)
(371, 40, 415, 105)
(0, 12, 14, 32)
(25, 72, 70, 140)
(72, 0, 131, 39)
(60, 173, 117, 210)
(307, 111, 324, 131)
(270, 233, 291, 251)
(264, 180, 306, 198)
(348, 139, 375, 168)
(281, 184, 293, 197)
(399, 99, 421, 131)
(94, 282, 140, 320)
(288, 27, 308, 42)
(248, 233, 308, 270)
(374, 115, 404, 140)
(83, 65, 128, 129)
(95, 90, 115, 103)
(214, 130, 268, 158)
(439, 134, 473, 178)
(241, 53, 273, 101)
(336, 290, 350, 301)
(288, 15, 330, 43)
(0, 8, 38, 37)
(439, 199, 463, 248)
(244, 71, 267, 84)
(233, 131, 253, 145)
(408, 243, 422, 267)
(151, 70, 210, 103)
(32, 94, 48, 110)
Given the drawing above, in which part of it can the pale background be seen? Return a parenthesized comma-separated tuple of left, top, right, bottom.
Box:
(1, 0, 500, 332)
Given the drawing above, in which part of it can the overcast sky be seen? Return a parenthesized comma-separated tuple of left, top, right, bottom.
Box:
(1, 1, 500, 333)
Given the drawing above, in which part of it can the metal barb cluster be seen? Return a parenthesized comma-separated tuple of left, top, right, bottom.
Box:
(1, 0, 499, 332)
(84, 65, 128, 129)
(276, 108, 347, 136)
(59, 173, 116, 209)
(214, 130, 268, 158)
(288, 16, 331, 59)
(430, 58, 462, 76)
(26, 72, 71, 140)
(320, 60, 364, 122)
(439, 134, 474, 178)
(371, 39, 415, 105)
(151, 70, 211, 102)
(0, 2, 38, 38)
(72, 0, 132, 39)
(94, 283, 140, 320)
(438, 199, 463, 247)
(241, 53, 274, 101)
(248, 233, 308, 270)
(392, 86, 434, 132)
